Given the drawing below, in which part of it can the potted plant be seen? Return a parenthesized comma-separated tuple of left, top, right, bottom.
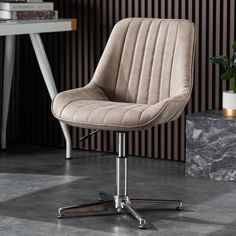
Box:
(210, 41, 236, 117)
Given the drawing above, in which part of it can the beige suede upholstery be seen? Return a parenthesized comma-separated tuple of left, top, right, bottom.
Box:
(52, 18, 195, 131)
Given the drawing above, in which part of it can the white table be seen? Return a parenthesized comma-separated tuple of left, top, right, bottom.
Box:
(0, 19, 77, 158)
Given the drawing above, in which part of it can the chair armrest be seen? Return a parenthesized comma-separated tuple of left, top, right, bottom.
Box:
(52, 82, 109, 118)
(140, 93, 189, 127)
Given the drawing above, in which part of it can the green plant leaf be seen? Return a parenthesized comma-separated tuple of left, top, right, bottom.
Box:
(221, 68, 236, 80)
(210, 56, 224, 65)
(210, 56, 229, 69)
(233, 41, 236, 51)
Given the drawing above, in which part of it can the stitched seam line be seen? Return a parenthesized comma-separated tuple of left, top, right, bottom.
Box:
(118, 105, 138, 125)
(146, 21, 162, 104)
(71, 102, 101, 120)
(135, 19, 153, 103)
(120, 104, 147, 125)
(138, 106, 151, 124)
(168, 22, 180, 98)
(124, 20, 144, 102)
(59, 99, 88, 117)
(88, 82, 109, 100)
(102, 104, 129, 124)
(112, 19, 133, 100)
(86, 103, 116, 122)
(157, 22, 170, 102)
(54, 100, 185, 130)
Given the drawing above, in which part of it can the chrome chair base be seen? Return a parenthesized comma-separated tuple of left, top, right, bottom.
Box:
(58, 133, 183, 229)
(58, 191, 183, 229)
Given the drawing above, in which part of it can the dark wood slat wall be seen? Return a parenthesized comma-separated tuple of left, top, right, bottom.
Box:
(1, 0, 235, 161)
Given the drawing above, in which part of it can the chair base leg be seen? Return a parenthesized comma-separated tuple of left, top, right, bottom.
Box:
(131, 198, 183, 210)
(58, 192, 183, 229)
(58, 200, 115, 218)
(121, 200, 147, 229)
(58, 132, 183, 228)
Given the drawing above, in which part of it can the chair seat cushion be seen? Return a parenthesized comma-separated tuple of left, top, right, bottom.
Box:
(53, 98, 153, 131)
(52, 84, 187, 131)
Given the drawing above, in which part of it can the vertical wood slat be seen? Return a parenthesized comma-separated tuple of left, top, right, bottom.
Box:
(1, 0, 235, 161)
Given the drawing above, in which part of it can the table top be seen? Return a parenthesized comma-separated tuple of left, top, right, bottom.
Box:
(0, 18, 77, 36)
(187, 110, 236, 121)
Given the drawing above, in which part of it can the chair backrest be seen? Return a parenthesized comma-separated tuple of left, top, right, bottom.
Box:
(91, 18, 195, 105)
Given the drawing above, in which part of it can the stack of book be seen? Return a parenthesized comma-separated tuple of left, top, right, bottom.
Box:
(0, 0, 58, 21)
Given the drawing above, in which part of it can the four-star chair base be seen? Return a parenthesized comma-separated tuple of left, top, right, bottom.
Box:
(57, 132, 183, 229)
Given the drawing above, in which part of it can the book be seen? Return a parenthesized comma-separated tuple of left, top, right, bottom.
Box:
(0, 2, 53, 11)
(0, 10, 58, 20)
(0, 0, 43, 2)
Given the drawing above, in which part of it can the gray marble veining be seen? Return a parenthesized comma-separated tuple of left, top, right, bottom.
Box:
(186, 110, 236, 181)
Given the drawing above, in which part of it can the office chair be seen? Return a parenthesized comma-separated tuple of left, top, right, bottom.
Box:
(52, 18, 195, 228)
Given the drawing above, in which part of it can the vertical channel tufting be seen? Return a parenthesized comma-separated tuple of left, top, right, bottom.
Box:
(114, 19, 143, 102)
(101, 18, 189, 105)
(135, 19, 153, 103)
(125, 19, 146, 103)
(112, 19, 133, 100)
(124, 21, 143, 102)
(157, 23, 169, 102)
(136, 19, 159, 104)
(136, 20, 153, 103)
(158, 22, 173, 101)
(168, 22, 180, 98)
(146, 21, 162, 104)
(149, 21, 170, 104)
(124, 19, 153, 103)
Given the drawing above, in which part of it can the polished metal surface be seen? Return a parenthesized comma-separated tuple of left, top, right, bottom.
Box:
(79, 129, 100, 142)
(58, 201, 115, 218)
(116, 156, 128, 196)
(57, 132, 183, 229)
(118, 133, 126, 158)
(116, 132, 128, 210)
(122, 200, 147, 229)
(114, 195, 130, 213)
(131, 199, 184, 211)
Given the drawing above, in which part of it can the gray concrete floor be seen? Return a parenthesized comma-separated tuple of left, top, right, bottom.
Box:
(0, 144, 236, 236)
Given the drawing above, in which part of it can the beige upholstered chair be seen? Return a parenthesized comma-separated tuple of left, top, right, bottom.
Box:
(52, 18, 195, 228)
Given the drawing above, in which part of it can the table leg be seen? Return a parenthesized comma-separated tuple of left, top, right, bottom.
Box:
(1, 35, 16, 150)
(29, 33, 72, 159)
